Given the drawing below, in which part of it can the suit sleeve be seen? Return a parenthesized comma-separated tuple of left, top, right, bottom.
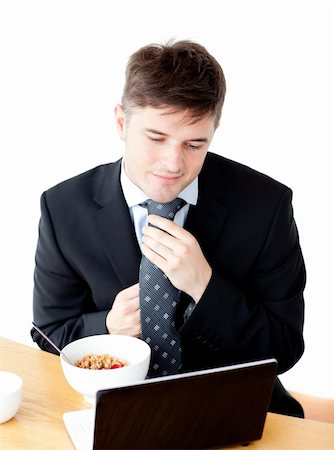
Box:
(31, 192, 109, 353)
(180, 188, 306, 374)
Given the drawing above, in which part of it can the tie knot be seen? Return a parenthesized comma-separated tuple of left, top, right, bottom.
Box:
(140, 198, 186, 220)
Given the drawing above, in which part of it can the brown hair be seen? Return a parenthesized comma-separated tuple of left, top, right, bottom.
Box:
(121, 40, 226, 128)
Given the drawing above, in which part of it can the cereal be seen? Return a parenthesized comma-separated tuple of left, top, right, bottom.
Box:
(75, 354, 128, 370)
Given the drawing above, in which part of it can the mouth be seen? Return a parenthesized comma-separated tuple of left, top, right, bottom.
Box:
(152, 173, 182, 183)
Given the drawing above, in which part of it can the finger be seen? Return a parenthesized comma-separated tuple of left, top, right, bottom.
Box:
(115, 284, 140, 307)
(142, 225, 191, 265)
(147, 215, 186, 238)
(142, 234, 174, 260)
(125, 296, 140, 311)
(142, 225, 178, 251)
(133, 322, 141, 338)
(124, 283, 139, 295)
(125, 282, 140, 296)
(141, 242, 169, 274)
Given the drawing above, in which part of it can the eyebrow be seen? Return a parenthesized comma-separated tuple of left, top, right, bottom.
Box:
(145, 128, 209, 143)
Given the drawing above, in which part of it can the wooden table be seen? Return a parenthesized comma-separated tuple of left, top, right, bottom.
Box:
(1, 337, 334, 449)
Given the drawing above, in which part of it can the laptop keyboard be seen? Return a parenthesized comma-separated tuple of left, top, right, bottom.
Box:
(63, 408, 95, 450)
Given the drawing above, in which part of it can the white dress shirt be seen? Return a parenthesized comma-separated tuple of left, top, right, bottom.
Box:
(120, 160, 198, 246)
(120, 159, 198, 317)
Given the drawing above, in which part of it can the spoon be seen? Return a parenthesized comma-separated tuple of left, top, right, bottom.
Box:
(31, 322, 73, 365)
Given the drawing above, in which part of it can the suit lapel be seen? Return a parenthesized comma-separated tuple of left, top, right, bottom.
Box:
(91, 153, 228, 287)
(185, 153, 229, 259)
(93, 160, 141, 288)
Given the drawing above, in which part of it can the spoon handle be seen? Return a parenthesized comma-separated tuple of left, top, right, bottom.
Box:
(31, 322, 72, 365)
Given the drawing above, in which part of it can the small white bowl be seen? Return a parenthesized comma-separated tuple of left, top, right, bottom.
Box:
(0, 371, 23, 424)
(60, 335, 151, 403)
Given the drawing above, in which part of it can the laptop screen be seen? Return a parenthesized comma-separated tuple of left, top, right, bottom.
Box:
(92, 358, 277, 449)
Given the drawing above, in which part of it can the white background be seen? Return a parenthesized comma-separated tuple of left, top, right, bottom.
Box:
(1, 0, 333, 398)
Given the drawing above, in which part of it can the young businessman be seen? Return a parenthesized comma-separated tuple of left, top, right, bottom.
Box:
(31, 40, 306, 417)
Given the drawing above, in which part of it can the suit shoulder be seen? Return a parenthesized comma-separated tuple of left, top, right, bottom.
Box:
(44, 162, 118, 201)
(205, 152, 290, 196)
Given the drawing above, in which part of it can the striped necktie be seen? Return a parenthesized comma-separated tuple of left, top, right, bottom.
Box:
(139, 198, 186, 377)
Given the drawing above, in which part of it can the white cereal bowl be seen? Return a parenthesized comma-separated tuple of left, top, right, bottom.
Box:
(0, 371, 23, 424)
(60, 335, 151, 403)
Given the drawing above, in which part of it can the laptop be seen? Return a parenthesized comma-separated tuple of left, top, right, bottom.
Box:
(63, 358, 277, 449)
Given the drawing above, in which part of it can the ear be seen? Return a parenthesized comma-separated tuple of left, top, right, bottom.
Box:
(114, 104, 127, 141)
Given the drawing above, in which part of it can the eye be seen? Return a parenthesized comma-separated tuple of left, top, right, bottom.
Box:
(147, 136, 162, 142)
(186, 143, 201, 150)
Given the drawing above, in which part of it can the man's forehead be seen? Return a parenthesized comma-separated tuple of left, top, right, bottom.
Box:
(131, 105, 215, 129)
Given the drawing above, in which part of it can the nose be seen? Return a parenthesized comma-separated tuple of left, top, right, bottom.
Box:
(162, 143, 184, 173)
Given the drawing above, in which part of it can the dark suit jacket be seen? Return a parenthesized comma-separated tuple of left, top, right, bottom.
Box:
(32, 152, 306, 416)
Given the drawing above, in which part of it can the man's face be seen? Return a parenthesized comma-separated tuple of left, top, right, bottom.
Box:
(115, 105, 216, 203)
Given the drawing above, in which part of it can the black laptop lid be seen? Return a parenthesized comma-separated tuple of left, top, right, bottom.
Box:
(93, 358, 277, 449)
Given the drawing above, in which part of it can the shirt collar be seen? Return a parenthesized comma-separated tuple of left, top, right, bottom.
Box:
(120, 158, 198, 208)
